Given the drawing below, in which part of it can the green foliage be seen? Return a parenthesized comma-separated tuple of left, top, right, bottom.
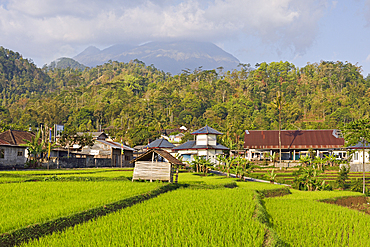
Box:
(351, 178, 362, 192)
(1, 47, 369, 147)
(336, 166, 350, 190)
(21, 130, 46, 168)
(265, 168, 277, 182)
(292, 166, 329, 191)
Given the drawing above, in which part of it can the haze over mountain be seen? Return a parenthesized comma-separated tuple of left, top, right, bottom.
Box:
(48, 57, 87, 71)
(73, 41, 240, 74)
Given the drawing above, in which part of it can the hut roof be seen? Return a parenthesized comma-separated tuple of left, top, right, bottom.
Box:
(130, 149, 183, 165)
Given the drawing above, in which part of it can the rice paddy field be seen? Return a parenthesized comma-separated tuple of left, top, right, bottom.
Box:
(1, 168, 370, 246)
(248, 167, 370, 186)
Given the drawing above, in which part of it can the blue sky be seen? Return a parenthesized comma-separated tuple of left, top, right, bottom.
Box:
(1, 0, 370, 76)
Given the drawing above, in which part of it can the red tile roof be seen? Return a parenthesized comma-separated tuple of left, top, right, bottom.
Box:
(0, 130, 35, 145)
(244, 130, 344, 149)
(0, 139, 10, 145)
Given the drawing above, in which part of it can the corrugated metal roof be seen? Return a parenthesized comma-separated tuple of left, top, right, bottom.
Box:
(130, 149, 183, 165)
(173, 140, 229, 150)
(348, 140, 370, 149)
(77, 132, 108, 139)
(244, 130, 344, 149)
(96, 140, 134, 151)
(191, 125, 223, 135)
(147, 138, 175, 149)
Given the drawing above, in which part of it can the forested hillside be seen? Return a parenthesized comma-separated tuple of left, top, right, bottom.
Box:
(0, 46, 369, 147)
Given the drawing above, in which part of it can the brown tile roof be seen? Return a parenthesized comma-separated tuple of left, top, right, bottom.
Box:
(244, 130, 344, 149)
(0, 139, 10, 145)
(0, 130, 35, 145)
(130, 149, 183, 165)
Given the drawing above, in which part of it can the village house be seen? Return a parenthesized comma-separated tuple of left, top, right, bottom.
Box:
(244, 129, 345, 163)
(77, 133, 134, 167)
(50, 131, 134, 168)
(0, 129, 35, 169)
(172, 125, 229, 163)
(344, 141, 370, 172)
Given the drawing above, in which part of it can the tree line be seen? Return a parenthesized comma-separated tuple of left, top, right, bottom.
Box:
(0, 46, 369, 147)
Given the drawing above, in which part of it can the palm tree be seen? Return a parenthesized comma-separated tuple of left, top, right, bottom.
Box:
(342, 118, 370, 194)
(324, 154, 337, 167)
(199, 158, 211, 175)
(224, 157, 234, 177)
(22, 130, 46, 168)
(191, 155, 202, 173)
(267, 152, 277, 166)
(313, 156, 325, 170)
(298, 155, 311, 167)
(270, 92, 288, 165)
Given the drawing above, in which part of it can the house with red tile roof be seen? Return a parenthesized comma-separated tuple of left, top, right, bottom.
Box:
(244, 129, 345, 161)
(0, 129, 35, 169)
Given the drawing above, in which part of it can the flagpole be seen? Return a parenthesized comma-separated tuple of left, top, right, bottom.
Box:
(121, 138, 123, 168)
(48, 127, 52, 170)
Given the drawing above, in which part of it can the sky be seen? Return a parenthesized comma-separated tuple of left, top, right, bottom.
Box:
(1, 0, 370, 76)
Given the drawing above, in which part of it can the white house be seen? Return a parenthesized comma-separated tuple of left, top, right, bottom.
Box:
(172, 125, 228, 164)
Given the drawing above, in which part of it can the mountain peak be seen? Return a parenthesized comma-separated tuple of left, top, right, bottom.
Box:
(73, 41, 240, 74)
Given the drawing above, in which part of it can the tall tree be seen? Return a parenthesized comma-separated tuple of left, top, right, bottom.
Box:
(342, 118, 370, 194)
(270, 92, 288, 165)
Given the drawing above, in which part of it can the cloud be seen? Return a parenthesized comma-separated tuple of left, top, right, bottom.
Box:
(0, 0, 328, 65)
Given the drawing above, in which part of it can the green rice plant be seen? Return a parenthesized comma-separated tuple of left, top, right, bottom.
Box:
(0, 169, 134, 183)
(0, 180, 161, 234)
(265, 189, 369, 246)
(20, 187, 266, 247)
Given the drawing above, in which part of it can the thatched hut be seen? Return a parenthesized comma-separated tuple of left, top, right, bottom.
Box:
(131, 149, 183, 182)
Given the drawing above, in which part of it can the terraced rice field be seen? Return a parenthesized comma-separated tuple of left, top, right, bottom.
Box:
(249, 168, 370, 186)
(1, 169, 369, 247)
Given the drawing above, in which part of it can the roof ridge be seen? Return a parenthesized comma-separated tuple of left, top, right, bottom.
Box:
(9, 130, 16, 145)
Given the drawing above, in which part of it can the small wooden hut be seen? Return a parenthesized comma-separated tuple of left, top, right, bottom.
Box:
(131, 149, 183, 182)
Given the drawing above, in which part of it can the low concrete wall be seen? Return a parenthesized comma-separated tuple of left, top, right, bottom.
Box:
(43, 157, 120, 169)
(0, 163, 25, 170)
(343, 163, 370, 172)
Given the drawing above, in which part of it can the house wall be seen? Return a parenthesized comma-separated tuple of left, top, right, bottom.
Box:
(196, 135, 207, 145)
(350, 150, 370, 165)
(0, 146, 27, 170)
(208, 135, 217, 145)
(196, 134, 217, 146)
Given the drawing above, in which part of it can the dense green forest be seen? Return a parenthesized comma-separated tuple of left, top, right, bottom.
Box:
(0, 46, 369, 147)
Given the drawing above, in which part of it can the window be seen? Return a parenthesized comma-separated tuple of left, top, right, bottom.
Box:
(0, 149, 4, 159)
(354, 152, 358, 161)
(17, 151, 23, 156)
